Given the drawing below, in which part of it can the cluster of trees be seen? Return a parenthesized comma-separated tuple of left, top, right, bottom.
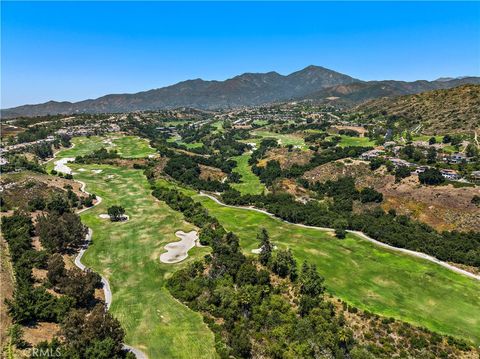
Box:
(2, 155, 46, 174)
(167, 228, 354, 358)
(33, 142, 54, 160)
(3, 209, 131, 356)
(338, 129, 360, 137)
(75, 147, 120, 163)
(418, 168, 445, 185)
(164, 154, 231, 192)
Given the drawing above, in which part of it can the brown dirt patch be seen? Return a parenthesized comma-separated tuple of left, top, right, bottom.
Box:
(0, 236, 15, 348)
(199, 164, 226, 182)
(22, 322, 60, 346)
(258, 147, 314, 170)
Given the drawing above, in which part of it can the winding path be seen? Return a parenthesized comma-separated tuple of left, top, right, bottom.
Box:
(52, 155, 148, 359)
(198, 192, 480, 282)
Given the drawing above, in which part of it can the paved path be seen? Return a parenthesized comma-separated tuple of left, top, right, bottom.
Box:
(198, 192, 480, 282)
(53, 156, 148, 359)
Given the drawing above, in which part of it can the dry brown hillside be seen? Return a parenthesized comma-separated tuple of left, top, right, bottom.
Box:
(358, 84, 480, 134)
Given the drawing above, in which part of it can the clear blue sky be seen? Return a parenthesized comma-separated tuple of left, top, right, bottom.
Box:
(2, 1, 479, 108)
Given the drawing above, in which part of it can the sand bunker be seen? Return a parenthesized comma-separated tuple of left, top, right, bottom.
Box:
(251, 245, 277, 254)
(54, 157, 75, 174)
(78, 168, 87, 172)
(92, 169, 103, 174)
(98, 213, 129, 221)
(160, 230, 198, 264)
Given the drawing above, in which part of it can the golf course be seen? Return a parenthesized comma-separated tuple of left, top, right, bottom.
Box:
(231, 153, 265, 195)
(50, 134, 480, 354)
(51, 136, 217, 358)
(194, 194, 480, 344)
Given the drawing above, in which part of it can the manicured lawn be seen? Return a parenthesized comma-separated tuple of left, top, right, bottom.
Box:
(252, 119, 269, 126)
(335, 135, 375, 148)
(252, 130, 307, 149)
(167, 136, 203, 149)
(231, 153, 265, 195)
(46, 135, 156, 171)
(111, 136, 156, 158)
(71, 164, 216, 358)
(211, 121, 224, 133)
(194, 195, 480, 345)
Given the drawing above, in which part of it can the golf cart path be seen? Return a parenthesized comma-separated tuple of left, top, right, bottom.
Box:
(52, 156, 148, 359)
(198, 192, 480, 282)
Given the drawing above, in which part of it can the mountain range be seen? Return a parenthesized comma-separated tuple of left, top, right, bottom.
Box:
(2, 65, 479, 118)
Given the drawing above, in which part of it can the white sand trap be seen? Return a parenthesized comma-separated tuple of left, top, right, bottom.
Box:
(251, 245, 277, 254)
(92, 169, 103, 174)
(99, 213, 129, 221)
(106, 174, 115, 179)
(160, 230, 198, 264)
(54, 157, 75, 174)
(78, 168, 87, 172)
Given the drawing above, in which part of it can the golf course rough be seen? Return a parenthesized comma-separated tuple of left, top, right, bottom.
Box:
(50, 137, 217, 358)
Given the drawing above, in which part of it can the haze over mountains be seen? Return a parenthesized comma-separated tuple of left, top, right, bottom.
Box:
(2, 65, 479, 118)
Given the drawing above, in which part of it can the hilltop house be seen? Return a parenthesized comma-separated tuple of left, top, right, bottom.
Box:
(440, 169, 461, 181)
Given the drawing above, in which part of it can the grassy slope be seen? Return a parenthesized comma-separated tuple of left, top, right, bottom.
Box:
(51, 137, 216, 358)
(231, 153, 265, 195)
(195, 195, 480, 345)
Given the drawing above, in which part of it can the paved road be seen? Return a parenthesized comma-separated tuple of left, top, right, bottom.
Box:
(198, 192, 480, 282)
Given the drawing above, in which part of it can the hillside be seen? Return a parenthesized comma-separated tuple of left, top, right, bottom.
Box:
(3, 65, 479, 118)
(301, 77, 480, 107)
(357, 84, 480, 134)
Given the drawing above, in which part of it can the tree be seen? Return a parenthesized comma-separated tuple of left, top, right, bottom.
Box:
(428, 137, 437, 145)
(427, 147, 437, 164)
(257, 228, 272, 266)
(270, 249, 297, 281)
(107, 206, 126, 222)
(37, 212, 87, 252)
(419, 168, 445, 185)
(472, 195, 480, 207)
(359, 187, 383, 203)
(465, 144, 479, 158)
(47, 254, 66, 287)
(394, 166, 411, 182)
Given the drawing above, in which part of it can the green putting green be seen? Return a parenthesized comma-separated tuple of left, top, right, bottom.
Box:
(231, 153, 265, 195)
(195, 195, 480, 345)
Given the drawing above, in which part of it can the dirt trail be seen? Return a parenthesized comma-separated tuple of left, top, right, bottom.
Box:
(198, 192, 480, 282)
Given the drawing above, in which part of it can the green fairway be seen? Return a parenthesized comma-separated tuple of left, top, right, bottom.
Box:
(46, 135, 156, 171)
(195, 195, 480, 345)
(231, 153, 265, 195)
(252, 130, 307, 149)
(71, 164, 216, 358)
(167, 135, 203, 149)
(334, 135, 375, 148)
(111, 136, 156, 158)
